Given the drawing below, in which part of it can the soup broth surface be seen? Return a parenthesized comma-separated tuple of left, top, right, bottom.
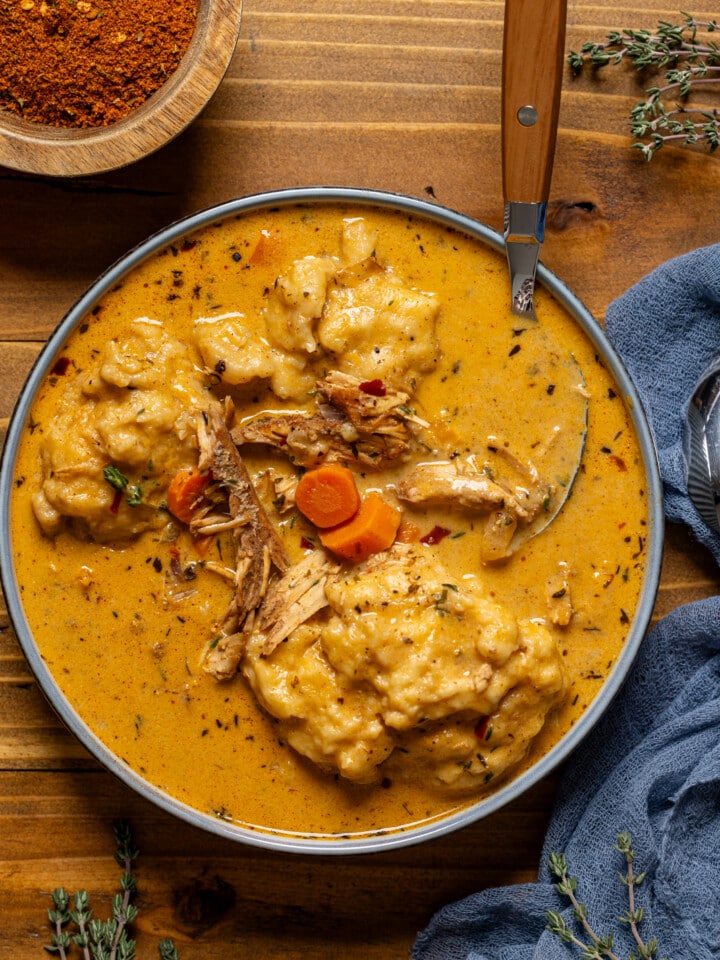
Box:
(10, 203, 650, 841)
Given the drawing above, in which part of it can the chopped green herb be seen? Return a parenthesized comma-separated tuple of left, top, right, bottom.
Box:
(103, 464, 129, 491)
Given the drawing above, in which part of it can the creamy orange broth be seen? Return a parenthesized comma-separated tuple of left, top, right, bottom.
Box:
(10, 203, 649, 840)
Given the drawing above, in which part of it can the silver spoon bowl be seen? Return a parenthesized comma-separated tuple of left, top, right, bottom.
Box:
(685, 357, 720, 532)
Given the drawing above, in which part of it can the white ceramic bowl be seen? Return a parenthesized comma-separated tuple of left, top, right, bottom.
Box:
(0, 187, 664, 853)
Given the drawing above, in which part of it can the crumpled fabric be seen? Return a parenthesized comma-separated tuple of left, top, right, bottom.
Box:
(412, 243, 720, 960)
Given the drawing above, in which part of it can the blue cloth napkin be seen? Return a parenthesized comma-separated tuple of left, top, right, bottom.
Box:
(412, 243, 720, 960)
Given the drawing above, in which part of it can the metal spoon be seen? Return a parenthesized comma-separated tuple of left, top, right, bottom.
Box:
(685, 357, 720, 531)
(498, 0, 584, 549)
(502, 0, 567, 319)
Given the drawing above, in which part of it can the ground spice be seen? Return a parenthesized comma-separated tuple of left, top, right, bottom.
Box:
(0, 0, 198, 128)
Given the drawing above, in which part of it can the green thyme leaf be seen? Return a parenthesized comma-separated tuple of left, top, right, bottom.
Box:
(103, 464, 129, 491)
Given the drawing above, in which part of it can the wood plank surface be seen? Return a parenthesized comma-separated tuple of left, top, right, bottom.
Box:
(1, 1, 719, 957)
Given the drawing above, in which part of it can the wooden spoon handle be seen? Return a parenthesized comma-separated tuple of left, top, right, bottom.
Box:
(501, 0, 567, 204)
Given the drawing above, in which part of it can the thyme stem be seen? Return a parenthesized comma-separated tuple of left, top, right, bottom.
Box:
(653, 73, 720, 98)
(547, 853, 622, 959)
(43, 822, 176, 959)
(568, 13, 720, 158)
(46, 888, 71, 959)
(546, 833, 664, 960)
(70, 890, 92, 960)
(615, 830, 652, 954)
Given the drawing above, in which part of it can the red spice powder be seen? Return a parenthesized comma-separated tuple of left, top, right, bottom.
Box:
(0, 0, 198, 127)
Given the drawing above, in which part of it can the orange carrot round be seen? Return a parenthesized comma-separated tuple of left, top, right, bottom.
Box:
(295, 464, 361, 529)
(248, 229, 281, 265)
(319, 492, 402, 562)
(166, 467, 210, 524)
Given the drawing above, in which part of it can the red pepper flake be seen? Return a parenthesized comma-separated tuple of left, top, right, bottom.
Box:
(610, 454, 628, 472)
(474, 716, 491, 740)
(420, 525, 451, 545)
(51, 357, 71, 376)
(109, 489, 122, 515)
(300, 536, 315, 550)
(359, 378, 387, 397)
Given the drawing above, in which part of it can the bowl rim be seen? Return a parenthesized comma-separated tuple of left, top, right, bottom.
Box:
(0, 186, 665, 854)
(0, 0, 243, 177)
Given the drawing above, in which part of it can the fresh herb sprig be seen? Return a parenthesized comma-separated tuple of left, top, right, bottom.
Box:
(44, 821, 178, 960)
(546, 831, 664, 960)
(103, 465, 143, 509)
(568, 14, 720, 159)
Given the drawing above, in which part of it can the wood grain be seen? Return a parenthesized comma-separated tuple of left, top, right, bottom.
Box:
(1, 1, 719, 957)
(502, 0, 567, 202)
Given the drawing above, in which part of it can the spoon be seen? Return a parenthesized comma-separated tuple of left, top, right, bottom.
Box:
(685, 357, 720, 531)
(499, 0, 584, 549)
(502, 0, 567, 319)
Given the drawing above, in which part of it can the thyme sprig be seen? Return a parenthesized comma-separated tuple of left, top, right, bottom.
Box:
(44, 821, 178, 960)
(568, 14, 720, 159)
(546, 831, 665, 960)
(103, 465, 143, 509)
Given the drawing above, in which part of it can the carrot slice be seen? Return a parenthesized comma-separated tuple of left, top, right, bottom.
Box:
(248, 229, 281, 265)
(166, 467, 210, 524)
(319, 492, 402, 562)
(295, 464, 361, 529)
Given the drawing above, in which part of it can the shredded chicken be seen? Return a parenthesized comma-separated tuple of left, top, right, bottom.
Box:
(484, 437, 554, 514)
(253, 467, 298, 516)
(257, 548, 342, 656)
(198, 403, 289, 679)
(232, 371, 427, 470)
(480, 509, 519, 563)
(396, 451, 556, 561)
(233, 414, 366, 468)
(318, 371, 428, 432)
(396, 460, 536, 520)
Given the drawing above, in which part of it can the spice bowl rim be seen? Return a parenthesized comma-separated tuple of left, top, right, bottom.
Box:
(0, 0, 243, 178)
(0, 185, 665, 854)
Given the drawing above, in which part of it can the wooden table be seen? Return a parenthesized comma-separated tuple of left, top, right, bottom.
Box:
(2, 2, 719, 956)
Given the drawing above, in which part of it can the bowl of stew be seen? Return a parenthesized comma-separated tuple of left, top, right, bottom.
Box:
(0, 187, 663, 853)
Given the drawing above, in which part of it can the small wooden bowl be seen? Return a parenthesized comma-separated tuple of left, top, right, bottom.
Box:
(0, 0, 243, 178)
